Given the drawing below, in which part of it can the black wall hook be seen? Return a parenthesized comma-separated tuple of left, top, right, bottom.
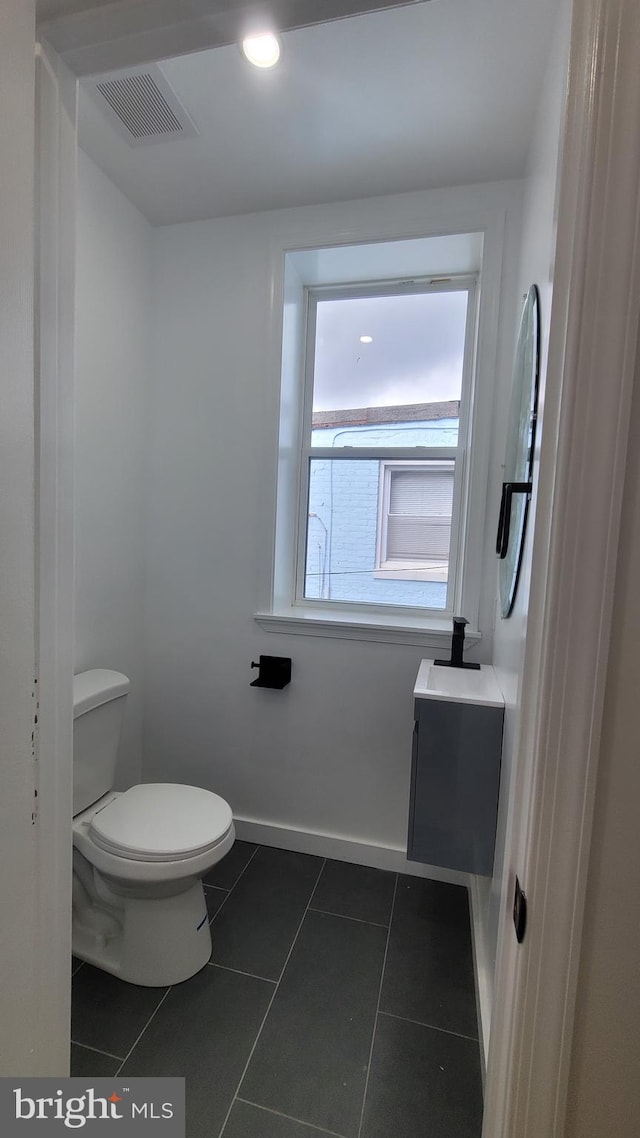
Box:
(496, 481, 532, 559)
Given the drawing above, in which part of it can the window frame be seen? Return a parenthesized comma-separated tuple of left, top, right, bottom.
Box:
(294, 275, 478, 619)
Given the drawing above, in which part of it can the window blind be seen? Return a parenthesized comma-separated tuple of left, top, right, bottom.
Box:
(387, 466, 453, 560)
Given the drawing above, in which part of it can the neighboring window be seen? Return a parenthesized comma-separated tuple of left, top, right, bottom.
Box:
(297, 279, 476, 615)
(375, 461, 454, 582)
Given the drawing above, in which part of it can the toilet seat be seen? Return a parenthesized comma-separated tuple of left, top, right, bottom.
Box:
(89, 783, 233, 863)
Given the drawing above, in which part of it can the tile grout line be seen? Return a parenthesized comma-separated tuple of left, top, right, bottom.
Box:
(203, 885, 229, 899)
(272, 855, 325, 989)
(307, 907, 389, 929)
(71, 1041, 125, 1062)
(208, 844, 260, 927)
(306, 861, 324, 911)
(377, 1009, 480, 1043)
(206, 961, 277, 985)
(215, 856, 328, 1138)
(236, 1096, 349, 1138)
(356, 872, 399, 1138)
(204, 887, 229, 927)
(113, 986, 173, 1078)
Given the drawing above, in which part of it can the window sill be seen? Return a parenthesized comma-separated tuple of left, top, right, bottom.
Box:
(253, 609, 482, 649)
(373, 564, 449, 583)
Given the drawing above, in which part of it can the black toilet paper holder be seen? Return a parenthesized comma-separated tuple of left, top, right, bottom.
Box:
(250, 656, 292, 690)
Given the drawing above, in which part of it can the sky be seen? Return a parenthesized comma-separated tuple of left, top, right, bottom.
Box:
(313, 290, 468, 412)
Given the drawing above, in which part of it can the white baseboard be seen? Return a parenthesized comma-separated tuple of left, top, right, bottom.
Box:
(468, 873, 494, 1076)
(233, 814, 470, 885)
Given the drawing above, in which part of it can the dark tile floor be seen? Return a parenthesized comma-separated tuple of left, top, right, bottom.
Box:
(71, 842, 483, 1138)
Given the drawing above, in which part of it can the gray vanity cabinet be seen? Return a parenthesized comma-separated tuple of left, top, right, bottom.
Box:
(408, 661, 504, 876)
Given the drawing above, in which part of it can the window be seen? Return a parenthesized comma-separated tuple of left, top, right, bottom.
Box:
(297, 279, 476, 616)
(375, 461, 454, 581)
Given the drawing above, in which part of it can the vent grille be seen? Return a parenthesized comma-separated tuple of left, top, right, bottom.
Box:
(92, 66, 198, 146)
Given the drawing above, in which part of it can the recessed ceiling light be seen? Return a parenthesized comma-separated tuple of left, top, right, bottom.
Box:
(359, 335, 373, 344)
(241, 33, 281, 69)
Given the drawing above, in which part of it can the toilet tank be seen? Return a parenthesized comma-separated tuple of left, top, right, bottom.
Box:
(73, 669, 130, 816)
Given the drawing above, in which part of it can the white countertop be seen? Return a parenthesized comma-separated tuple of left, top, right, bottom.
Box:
(414, 659, 504, 708)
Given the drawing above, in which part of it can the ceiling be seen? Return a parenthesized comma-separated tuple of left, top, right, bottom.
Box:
(37, 0, 120, 18)
(37, 0, 412, 29)
(77, 0, 560, 226)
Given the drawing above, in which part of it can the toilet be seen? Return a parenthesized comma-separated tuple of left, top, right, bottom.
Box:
(72, 669, 235, 986)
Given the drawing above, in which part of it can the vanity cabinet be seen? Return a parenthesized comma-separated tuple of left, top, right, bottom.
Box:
(408, 660, 504, 876)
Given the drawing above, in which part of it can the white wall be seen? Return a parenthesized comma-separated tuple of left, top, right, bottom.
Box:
(486, 0, 571, 1002)
(143, 182, 521, 862)
(74, 149, 152, 787)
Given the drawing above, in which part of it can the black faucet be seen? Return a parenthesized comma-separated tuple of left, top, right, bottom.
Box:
(434, 616, 481, 670)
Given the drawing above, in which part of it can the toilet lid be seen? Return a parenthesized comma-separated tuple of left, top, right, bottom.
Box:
(89, 783, 233, 862)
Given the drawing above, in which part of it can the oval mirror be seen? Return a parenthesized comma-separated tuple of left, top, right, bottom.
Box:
(496, 284, 540, 617)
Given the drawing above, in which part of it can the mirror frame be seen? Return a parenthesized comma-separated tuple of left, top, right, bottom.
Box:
(496, 283, 540, 617)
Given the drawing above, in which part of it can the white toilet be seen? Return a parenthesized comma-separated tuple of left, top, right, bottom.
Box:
(72, 669, 235, 986)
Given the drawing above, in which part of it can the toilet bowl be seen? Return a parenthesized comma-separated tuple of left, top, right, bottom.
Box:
(71, 670, 235, 986)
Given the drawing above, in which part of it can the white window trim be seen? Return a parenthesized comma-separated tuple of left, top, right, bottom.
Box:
(255, 203, 512, 647)
(293, 275, 477, 622)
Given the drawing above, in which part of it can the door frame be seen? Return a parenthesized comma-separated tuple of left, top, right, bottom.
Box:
(34, 1, 640, 1129)
(483, 0, 640, 1132)
(34, 38, 78, 1074)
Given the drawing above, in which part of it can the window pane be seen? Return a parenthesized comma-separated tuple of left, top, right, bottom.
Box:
(312, 291, 467, 448)
(304, 458, 452, 610)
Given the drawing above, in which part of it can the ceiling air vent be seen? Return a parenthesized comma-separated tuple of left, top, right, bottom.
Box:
(92, 65, 198, 147)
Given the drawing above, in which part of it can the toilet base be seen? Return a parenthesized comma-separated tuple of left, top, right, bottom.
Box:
(73, 879, 212, 986)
